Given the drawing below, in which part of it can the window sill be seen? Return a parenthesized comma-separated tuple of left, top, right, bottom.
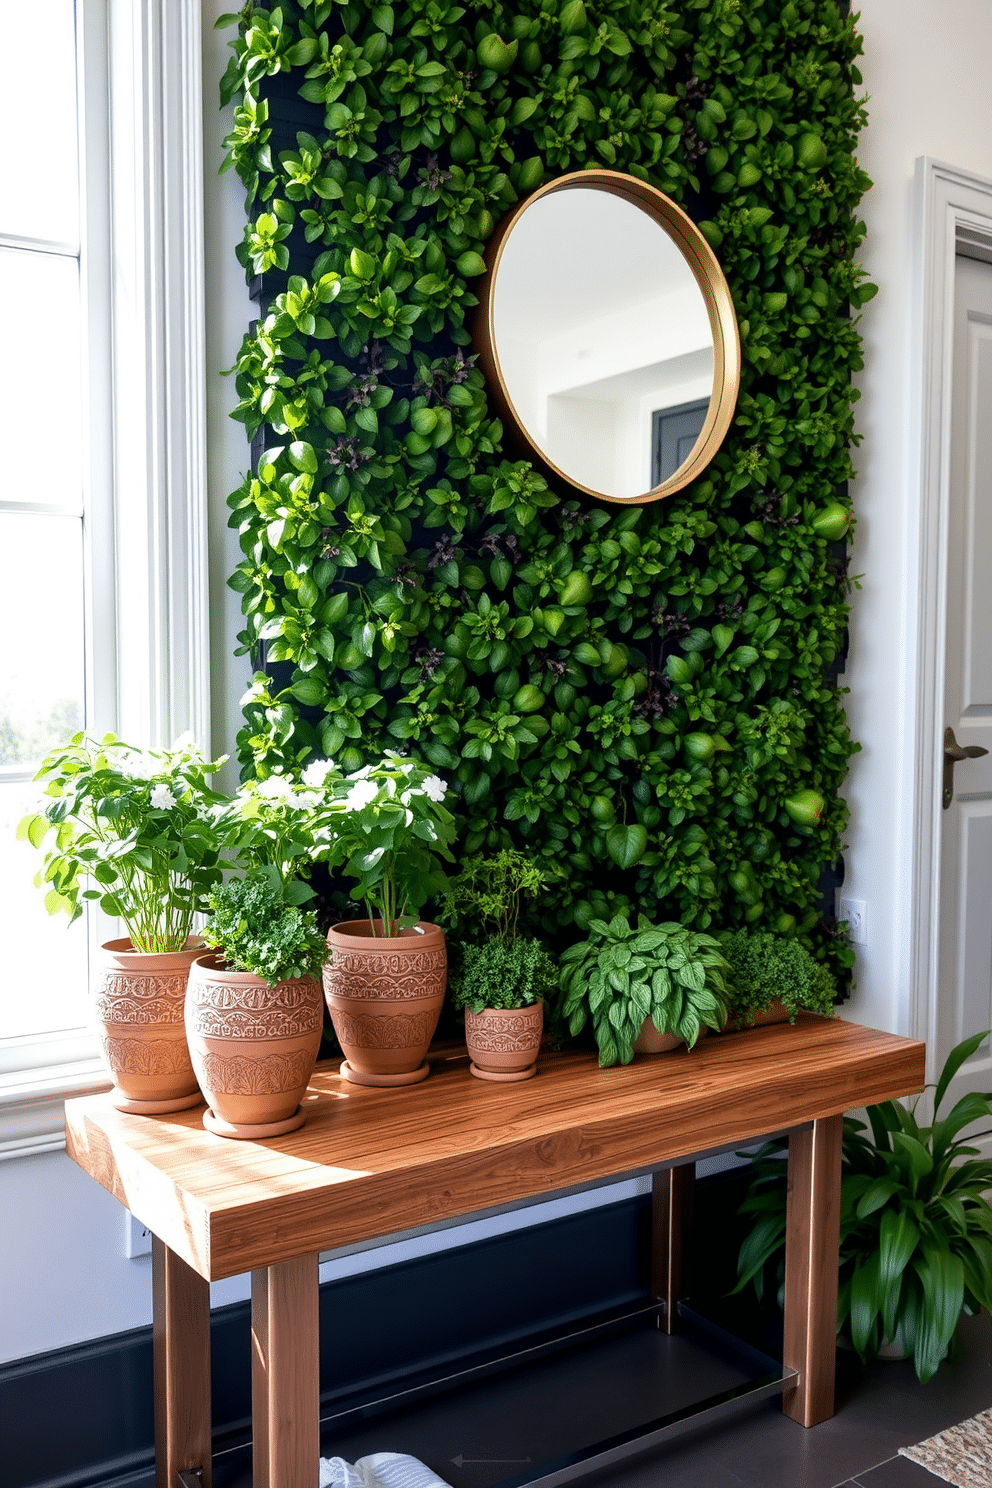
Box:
(0, 1046, 110, 1163)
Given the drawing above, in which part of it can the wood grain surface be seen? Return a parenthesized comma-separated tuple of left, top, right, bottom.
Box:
(65, 1016, 925, 1281)
(152, 1236, 212, 1488)
(251, 1255, 320, 1488)
(782, 1115, 844, 1426)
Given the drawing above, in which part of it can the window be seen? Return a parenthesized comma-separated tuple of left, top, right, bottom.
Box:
(0, 0, 211, 1159)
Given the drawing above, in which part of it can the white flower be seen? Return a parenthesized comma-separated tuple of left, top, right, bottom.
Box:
(348, 764, 374, 779)
(119, 750, 158, 781)
(150, 784, 177, 810)
(170, 731, 196, 754)
(345, 778, 379, 811)
(256, 776, 294, 801)
(422, 774, 447, 802)
(302, 758, 336, 787)
(292, 789, 321, 809)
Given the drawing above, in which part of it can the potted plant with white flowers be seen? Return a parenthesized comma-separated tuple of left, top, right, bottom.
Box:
(17, 733, 226, 1113)
(319, 753, 457, 1087)
(185, 769, 335, 1137)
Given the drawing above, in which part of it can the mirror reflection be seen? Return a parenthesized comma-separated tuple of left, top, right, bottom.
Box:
(491, 188, 716, 502)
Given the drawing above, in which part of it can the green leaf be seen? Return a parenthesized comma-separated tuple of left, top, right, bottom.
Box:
(933, 1030, 990, 1114)
(606, 824, 648, 869)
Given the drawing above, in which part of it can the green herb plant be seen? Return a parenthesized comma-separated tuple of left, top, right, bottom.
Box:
(719, 928, 836, 1026)
(445, 849, 558, 1013)
(319, 753, 456, 934)
(219, 0, 873, 992)
(203, 867, 328, 984)
(18, 733, 226, 952)
(735, 1031, 992, 1381)
(561, 913, 730, 1065)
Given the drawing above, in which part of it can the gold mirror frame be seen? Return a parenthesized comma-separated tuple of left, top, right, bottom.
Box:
(473, 169, 741, 506)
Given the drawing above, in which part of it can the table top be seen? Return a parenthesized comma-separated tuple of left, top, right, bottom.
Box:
(65, 1016, 925, 1281)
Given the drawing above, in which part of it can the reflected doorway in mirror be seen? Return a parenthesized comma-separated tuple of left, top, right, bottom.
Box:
(473, 170, 740, 505)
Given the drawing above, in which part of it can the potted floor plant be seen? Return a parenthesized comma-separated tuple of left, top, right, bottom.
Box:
(17, 733, 226, 1113)
(320, 754, 456, 1086)
(718, 929, 836, 1029)
(445, 850, 558, 1081)
(185, 770, 334, 1137)
(734, 1031, 992, 1381)
(561, 914, 730, 1066)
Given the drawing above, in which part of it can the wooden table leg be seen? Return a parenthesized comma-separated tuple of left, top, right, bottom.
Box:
(251, 1252, 320, 1488)
(152, 1236, 212, 1488)
(782, 1114, 843, 1426)
(651, 1163, 696, 1334)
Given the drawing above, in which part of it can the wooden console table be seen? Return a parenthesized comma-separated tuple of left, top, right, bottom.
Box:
(65, 1016, 924, 1488)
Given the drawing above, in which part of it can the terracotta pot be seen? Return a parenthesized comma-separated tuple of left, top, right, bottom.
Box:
(185, 952, 323, 1139)
(94, 938, 205, 1114)
(632, 1018, 683, 1055)
(726, 997, 793, 1032)
(465, 1002, 543, 1082)
(323, 920, 447, 1086)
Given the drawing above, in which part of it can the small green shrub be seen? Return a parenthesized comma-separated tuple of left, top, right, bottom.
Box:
(561, 913, 729, 1065)
(719, 929, 836, 1025)
(203, 867, 328, 984)
(449, 936, 558, 1014)
(444, 849, 553, 945)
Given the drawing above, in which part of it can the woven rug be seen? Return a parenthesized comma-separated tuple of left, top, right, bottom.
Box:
(899, 1407, 992, 1487)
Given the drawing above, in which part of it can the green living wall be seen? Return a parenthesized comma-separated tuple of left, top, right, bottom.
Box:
(220, 0, 872, 987)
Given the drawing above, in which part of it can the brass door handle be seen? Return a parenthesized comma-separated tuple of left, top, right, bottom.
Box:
(943, 726, 989, 809)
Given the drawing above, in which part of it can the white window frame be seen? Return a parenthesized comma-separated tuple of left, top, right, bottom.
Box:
(0, 0, 210, 1161)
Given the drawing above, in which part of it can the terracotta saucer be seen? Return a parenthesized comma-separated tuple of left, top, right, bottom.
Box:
(112, 1091, 204, 1115)
(202, 1106, 305, 1139)
(469, 1062, 537, 1082)
(340, 1060, 430, 1087)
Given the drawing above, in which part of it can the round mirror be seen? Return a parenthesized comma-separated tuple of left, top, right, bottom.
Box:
(474, 171, 740, 505)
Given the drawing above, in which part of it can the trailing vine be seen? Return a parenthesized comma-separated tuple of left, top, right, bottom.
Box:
(218, 0, 872, 989)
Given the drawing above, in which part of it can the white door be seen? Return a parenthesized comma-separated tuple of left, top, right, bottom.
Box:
(935, 251, 992, 1123)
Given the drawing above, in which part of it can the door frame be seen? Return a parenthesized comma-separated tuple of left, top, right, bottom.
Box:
(906, 158, 992, 1069)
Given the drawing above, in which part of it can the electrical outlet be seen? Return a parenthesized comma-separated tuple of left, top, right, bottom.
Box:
(840, 897, 867, 945)
(125, 1211, 152, 1259)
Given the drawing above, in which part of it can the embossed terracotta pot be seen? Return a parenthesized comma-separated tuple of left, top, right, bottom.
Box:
(323, 920, 447, 1087)
(185, 952, 323, 1139)
(465, 1002, 543, 1082)
(95, 938, 206, 1114)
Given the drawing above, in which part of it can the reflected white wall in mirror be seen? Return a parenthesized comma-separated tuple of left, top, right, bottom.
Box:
(492, 189, 715, 501)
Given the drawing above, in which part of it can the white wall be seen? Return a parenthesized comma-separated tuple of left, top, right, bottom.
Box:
(840, 0, 992, 1035)
(8, 0, 992, 1368)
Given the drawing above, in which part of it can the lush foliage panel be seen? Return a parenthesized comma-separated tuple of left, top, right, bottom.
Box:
(219, 0, 871, 986)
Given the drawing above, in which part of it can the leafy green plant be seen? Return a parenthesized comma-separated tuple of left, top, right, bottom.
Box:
(208, 760, 340, 903)
(450, 937, 558, 1014)
(560, 913, 730, 1065)
(203, 866, 328, 984)
(319, 753, 456, 934)
(219, 0, 872, 992)
(719, 928, 836, 1026)
(735, 1031, 992, 1382)
(444, 848, 552, 944)
(17, 733, 226, 951)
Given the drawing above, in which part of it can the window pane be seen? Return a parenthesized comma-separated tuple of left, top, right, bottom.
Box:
(1, 780, 90, 1036)
(0, 0, 79, 245)
(0, 249, 82, 506)
(0, 513, 85, 767)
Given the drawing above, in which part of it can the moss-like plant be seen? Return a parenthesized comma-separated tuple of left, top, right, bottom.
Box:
(218, 0, 872, 996)
(561, 913, 730, 1065)
(450, 937, 558, 1014)
(444, 848, 551, 944)
(203, 867, 328, 984)
(719, 928, 836, 1026)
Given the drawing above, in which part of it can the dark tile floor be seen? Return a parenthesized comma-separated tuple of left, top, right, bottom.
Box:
(206, 1308, 992, 1488)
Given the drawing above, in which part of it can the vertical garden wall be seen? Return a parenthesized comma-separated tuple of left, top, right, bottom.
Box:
(219, 0, 872, 987)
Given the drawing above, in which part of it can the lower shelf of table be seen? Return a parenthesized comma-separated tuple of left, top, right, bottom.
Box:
(211, 1303, 796, 1488)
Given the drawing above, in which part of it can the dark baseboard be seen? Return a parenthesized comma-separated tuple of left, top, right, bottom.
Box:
(2, 1192, 664, 1488)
